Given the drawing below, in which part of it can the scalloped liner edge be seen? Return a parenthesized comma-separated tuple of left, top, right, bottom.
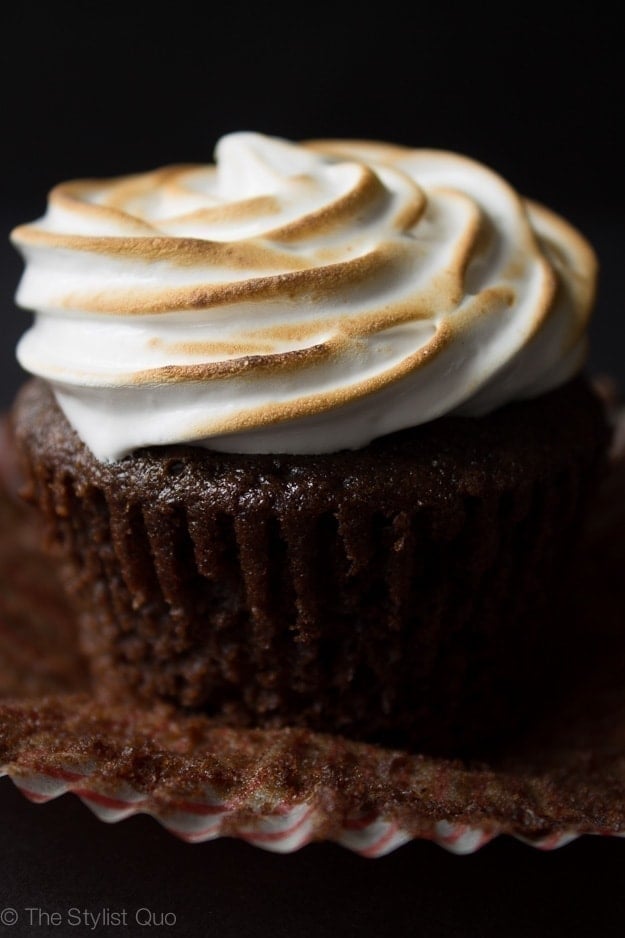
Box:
(2, 764, 621, 857)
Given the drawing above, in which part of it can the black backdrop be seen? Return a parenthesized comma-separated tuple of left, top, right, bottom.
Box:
(2, 5, 623, 217)
(1, 7, 624, 937)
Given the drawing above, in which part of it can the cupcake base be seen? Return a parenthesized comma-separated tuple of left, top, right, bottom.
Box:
(12, 377, 609, 754)
(2, 396, 625, 856)
(1, 428, 625, 854)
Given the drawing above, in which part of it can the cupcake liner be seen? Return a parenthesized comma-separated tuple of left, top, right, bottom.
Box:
(2, 694, 625, 856)
(3, 687, 625, 856)
(1, 396, 625, 856)
(2, 762, 590, 856)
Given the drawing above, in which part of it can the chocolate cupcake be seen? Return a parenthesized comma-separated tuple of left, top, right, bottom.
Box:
(10, 133, 609, 753)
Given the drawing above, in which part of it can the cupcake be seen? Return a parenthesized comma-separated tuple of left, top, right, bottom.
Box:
(10, 133, 609, 754)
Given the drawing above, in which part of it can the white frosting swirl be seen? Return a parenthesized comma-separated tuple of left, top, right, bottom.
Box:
(12, 132, 596, 460)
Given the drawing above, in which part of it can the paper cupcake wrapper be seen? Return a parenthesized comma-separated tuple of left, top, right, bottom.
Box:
(2, 744, 623, 856)
(2, 398, 625, 857)
(0, 765, 595, 856)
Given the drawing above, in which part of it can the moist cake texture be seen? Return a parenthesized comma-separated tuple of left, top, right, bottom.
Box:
(13, 376, 608, 752)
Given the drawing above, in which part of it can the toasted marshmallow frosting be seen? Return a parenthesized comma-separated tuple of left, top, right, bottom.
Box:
(12, 132, 596, 460)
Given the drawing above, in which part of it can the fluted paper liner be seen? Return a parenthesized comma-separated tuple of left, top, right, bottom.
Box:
(1, 400, 625, 856)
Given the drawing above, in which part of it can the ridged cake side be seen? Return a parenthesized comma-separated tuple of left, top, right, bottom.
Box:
(12, 378, 609, 753)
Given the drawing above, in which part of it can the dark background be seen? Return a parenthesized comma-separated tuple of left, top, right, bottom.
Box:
(1, 6, 624, 936)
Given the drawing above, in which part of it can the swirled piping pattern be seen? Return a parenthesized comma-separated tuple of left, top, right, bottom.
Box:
(12, 132, 596, 460)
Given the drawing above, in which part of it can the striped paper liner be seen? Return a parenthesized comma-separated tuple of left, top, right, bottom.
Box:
(1, 761, 612, 856)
